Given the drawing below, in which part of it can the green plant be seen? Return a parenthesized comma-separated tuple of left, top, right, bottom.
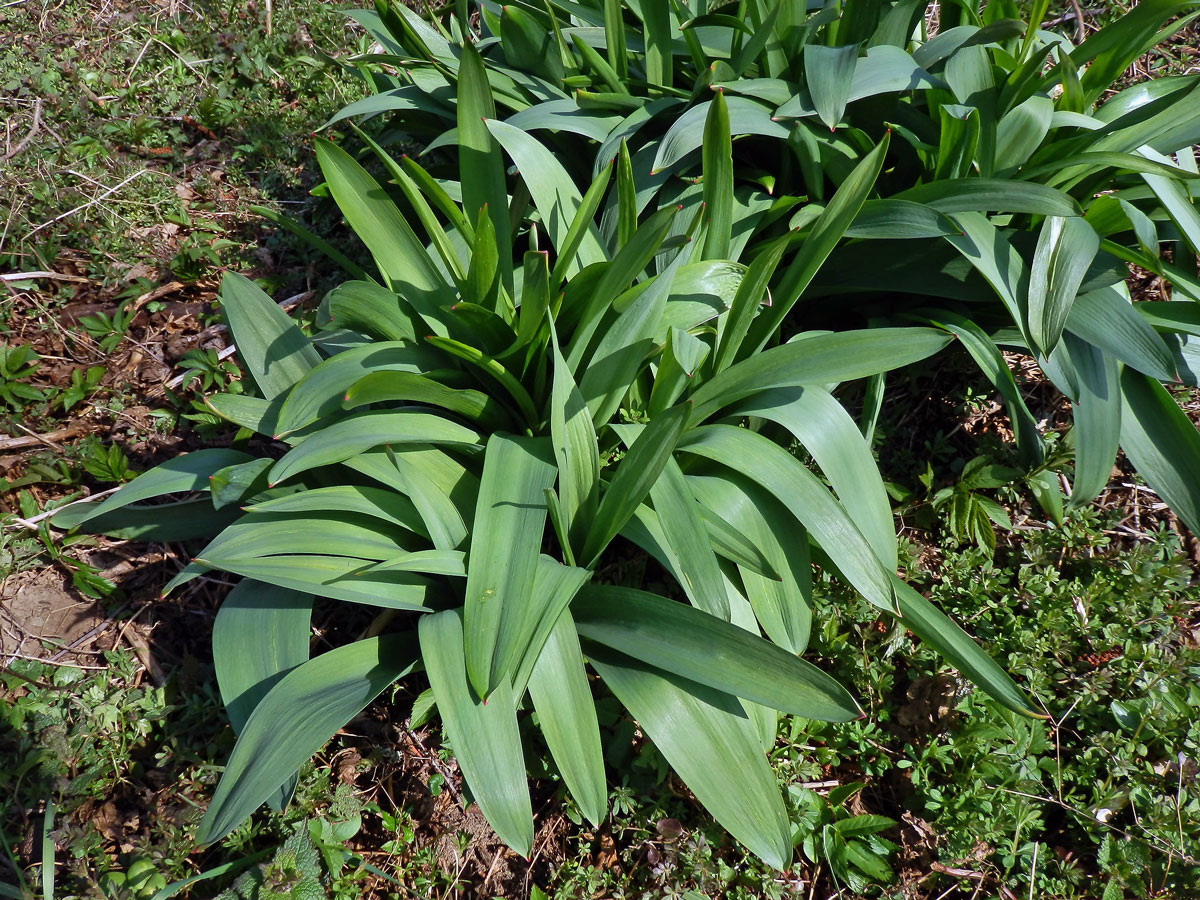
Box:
(213, 824, 324, 900)
(788, 783, 898, 894)
(930, 455, 1018, 553)
(338, 0, 1200, 551)
(78, 300, 135, 354)
(0, 343, 47, 410)
(57, 365, 106, 413)
(54, 43, 1038, 871)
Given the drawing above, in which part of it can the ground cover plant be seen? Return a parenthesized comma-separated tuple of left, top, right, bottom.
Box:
(3, 0, 1200, 898)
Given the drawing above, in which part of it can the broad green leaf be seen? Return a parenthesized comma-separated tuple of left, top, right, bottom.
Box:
(458, 42, 513, 300)
(502, 97, 620, 136)
(619, 139, 638, 250)
(510, 556, 594, 694)
(420, 610, 533, 856)
(638, 450, 729, 619)
(701, 89, 733, 261)
(463, 435, 557, 698)
(526, 610, 607, 827)
(603, 0, 628, 80)
(55, 499, 239, 542)
(194, 512, 416, 564)
(696, 503, 780, 581)
(343, 371, 511, 430)
(245, 485, 428, 537)
(712, 233, 787, 374)
(1065, 287, 1177, 383)
(1119, 368, 1200, 535)
(425, 336, 540, 426)
(267, 411, 481, 486)
(512, 250, 551, 353)
(747, 134, 890, 349)
(550, 162, 614, 286)
(806, 44, 859, 130)
(655, 260, 746, 340)
(500, 4, 563, 83)
(579, 235, 689, 425)
(191, 554, 434, 609)
(220, 273, 320, 398)
(843, 199, 959, 239)
(322, 86, 453, 127)
(692, 328, 952, 422)
(581, 402, 690, 568)
(485, 119, 607, 271)
(732, 386, 897, 569)
(566, 204, 679, 369)
(1021, 150, 1200, 184)
(995, 94, 1053, 171)
(212, 580, 311, 812)
(1137, 300, 1200, 335)
(688, 473, 812, 653)
(275, 342, 441, 436)
(890, 574, 1040, 717)
(575, 585, 859, 721)
(935, 103, 980, 180)
(1074, 0, 1200, 103)
(387, 446, 477, 550)
(320, 281, 418, 343)
(642, 0, 672, 87)
(1140, 146, 1200, 255)
(944, 212, 1029, 334)
(588, 648, 791, 870)
(51, 448, 250, 529)
(648, 326, 710, 415)
(314, 138, 454, 330)
(463, 206, 500, 310)
(571, 33, 629, 94)
(205, 393, 281, 437)
(896, 180, 1082, 217)
(196, 633, 418, 845)
(653, 96, 788, 172)
(208, 459, 272, 510)
(1061, 335, 1121, 509)
(774, 45, 940, 118)
(549, 322, 599, 553)
(678, 425, 896, 612)
(1027, 216, 1102, 357)
(361, 549, 466, 576)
